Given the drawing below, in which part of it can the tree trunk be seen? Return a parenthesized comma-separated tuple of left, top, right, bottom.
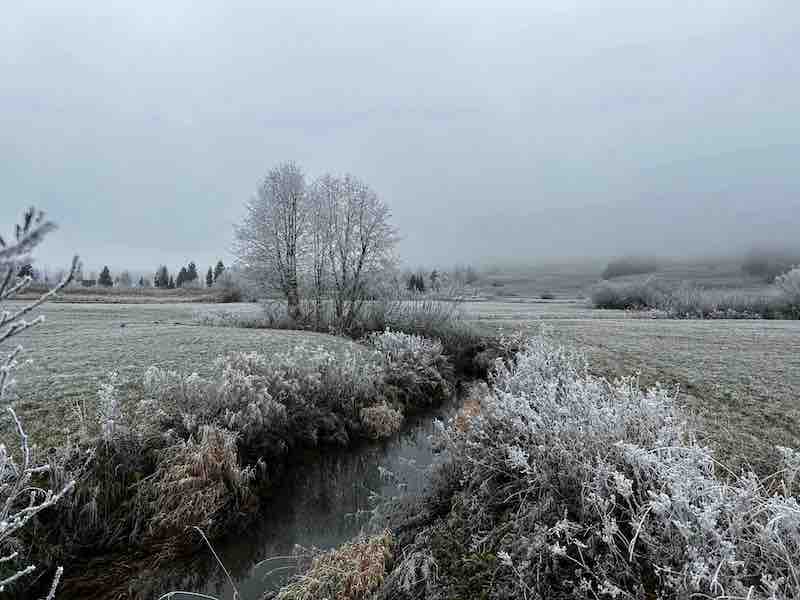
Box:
(287, 284, 301, 320)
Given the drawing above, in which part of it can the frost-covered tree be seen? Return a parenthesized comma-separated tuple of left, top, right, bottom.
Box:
(235, 164, 397, 327)
(0, 207, 78, 595)
(235, 161, 307, 318)
(98, 266, 113, 287)
(117, 270, 132, 288)
(320, 173, 397, 328)
(307, 175, 336, 325)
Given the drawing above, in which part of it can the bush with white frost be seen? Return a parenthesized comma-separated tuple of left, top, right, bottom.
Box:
(776, 266, 800, 317)
(366, 330, 453, 409)
(382, 337, 800, 599)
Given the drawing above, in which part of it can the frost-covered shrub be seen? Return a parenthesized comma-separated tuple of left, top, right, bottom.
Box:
(592, 278, 795, 319)
(382, 337, 800, 599)
(776, 267, 800, 317)
(367, 330, 453, 409)
(590, 278, 669, 310)
(742, 248, 800, 282)
(96, 371, 124, 443)
(361, 403, 403, 440)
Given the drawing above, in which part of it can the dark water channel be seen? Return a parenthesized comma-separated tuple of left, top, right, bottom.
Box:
(62, 398, 460, 600)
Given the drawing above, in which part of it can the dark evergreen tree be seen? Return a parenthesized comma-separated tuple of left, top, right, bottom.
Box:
(186, 261, 198, 282)
(176, 267, 188, 288)
(206, 266, 214, 288)
(167, 275, 175, 289)
(407, 273, 426, 293)
(138, 276, 145, 287)
(98, 266, 113, 287)
(154, 265, 170, 288)
(213, 260, 225, 282)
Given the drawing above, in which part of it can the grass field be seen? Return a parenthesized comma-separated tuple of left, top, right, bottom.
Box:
(17, 285, 226, 304)
(7, 296, 799, 474)
(465, 300, 800, 473)
(7, 302, 365, 445)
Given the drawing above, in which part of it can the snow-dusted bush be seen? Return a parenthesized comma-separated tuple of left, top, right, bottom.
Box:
(592, 278, 794, 319)
(366, 330, 453, 408)
(383, 337, 800, 599)
(361, 403, 404, 440)
(590, 278, 669, 310)
(776, 267, 800, 317)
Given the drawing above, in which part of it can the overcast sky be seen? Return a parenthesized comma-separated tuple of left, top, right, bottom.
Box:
(2, 1, 799, 273)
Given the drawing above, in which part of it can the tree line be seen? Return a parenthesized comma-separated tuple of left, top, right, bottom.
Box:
(152, 260, 226, 289)
(25, 260, 229, 289)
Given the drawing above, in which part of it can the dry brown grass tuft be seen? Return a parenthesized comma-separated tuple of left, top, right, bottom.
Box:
(276, 531, 393, 600)
(360, 404, 403, 440)
(454, 382, 487, 433)
(143, 425, 254, 537)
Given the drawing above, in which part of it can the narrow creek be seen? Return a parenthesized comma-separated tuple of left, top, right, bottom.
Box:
(60, 396, 461, 600)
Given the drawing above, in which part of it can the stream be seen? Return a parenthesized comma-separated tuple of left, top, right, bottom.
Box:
(60, 397, 460, 600)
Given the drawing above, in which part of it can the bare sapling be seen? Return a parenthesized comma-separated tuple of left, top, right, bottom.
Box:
(0, 207, 78, 595)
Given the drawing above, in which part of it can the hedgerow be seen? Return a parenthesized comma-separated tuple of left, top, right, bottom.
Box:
(591, 277, 800, 319)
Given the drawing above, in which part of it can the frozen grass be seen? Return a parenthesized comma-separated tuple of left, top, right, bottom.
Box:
(5, 302, 364, 446)
(17, 286, 225, 304)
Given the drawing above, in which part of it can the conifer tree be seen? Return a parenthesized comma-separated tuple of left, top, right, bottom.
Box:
(168, 275, 175, 289)
(154, 265, 169, 288)
(186, 261, 198, 282)
(214, 260, 225, 282)
(98, 265, 113, 287)
(206, 266, 214, 288)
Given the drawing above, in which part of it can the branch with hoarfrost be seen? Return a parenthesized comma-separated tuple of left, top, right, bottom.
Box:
(0, 207, 78, 595)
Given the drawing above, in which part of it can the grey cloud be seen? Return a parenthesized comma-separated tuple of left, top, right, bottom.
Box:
(1, 0, 799, 272)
